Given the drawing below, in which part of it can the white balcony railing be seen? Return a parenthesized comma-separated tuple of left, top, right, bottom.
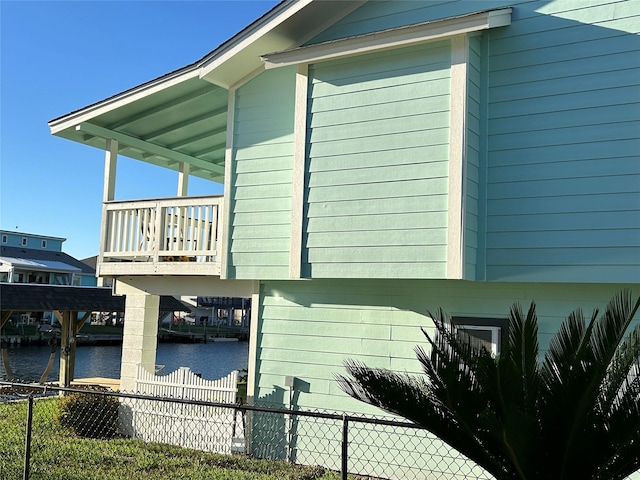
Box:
(99, 196, 223, 276)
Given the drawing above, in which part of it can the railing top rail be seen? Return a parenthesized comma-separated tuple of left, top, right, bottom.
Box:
(104, 194, 224, 206)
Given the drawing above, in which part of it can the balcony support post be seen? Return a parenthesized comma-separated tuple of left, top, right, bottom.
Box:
(177, 161, 190, 197)
(98, 139, 118, 276)
(119, 288, 160, 392)
(103, 139, 118, 202)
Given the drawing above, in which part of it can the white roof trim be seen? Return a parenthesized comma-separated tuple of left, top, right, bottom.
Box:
(0, 230, 66, 242)
(199, 0, 312, 80)
(0, 257, 81, 273)
(261, 8, 512, 69)
(49, 0, 365, 132)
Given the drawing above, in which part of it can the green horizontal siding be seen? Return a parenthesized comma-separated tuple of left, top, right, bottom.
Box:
(304, 42, 451, 279)
(307, 0, 518, 44)
(306, 194, 448, 217)
(228, 67, 296, 280)
(483, 0, 640, 283)
(253, 279, 635, 412)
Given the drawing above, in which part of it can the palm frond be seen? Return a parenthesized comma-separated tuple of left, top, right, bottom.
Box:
(337, 291, 640, 480)
(474, 302, 541, 479)
(335, 360, 510, 479)
(599, 322, 640, 415)
(539, 290, 640, 479)
(592, 291, 640, 369)
(594, 323, 640, 480)
(502, 302, 540, 409)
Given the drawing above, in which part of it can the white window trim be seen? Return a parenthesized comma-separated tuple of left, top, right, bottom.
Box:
(261, 8, 511, 69)
(452, 317, 506, 357)
(457, 325, 501, 357)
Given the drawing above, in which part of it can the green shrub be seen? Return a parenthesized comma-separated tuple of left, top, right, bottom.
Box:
(55, 386, 120, 439)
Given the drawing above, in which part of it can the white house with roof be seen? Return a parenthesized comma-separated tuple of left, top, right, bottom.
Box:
(48, 0, 639, 476)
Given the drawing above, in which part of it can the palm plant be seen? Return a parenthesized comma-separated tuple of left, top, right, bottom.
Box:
(337, 290, 640, 480)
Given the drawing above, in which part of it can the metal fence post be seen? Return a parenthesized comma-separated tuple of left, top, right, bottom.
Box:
(23, 394, 34, 480)
(341, 414, 348, 480)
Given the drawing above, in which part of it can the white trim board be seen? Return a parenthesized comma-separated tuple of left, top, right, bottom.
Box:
(261, 8, 511, 69)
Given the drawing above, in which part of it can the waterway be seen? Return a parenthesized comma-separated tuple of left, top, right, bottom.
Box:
(0, 341, 249, 383)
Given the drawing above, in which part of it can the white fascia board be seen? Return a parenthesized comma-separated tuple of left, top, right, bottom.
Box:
(262, 8, 512, 68)
(49, 68, 199, 135)
(0, 230, 67, 242)
(198, 0, 313, 80)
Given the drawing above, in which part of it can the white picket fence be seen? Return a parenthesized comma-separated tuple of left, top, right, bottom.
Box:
(127, 366, 241, 453)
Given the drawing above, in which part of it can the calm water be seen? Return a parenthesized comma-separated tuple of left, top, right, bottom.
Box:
(1, 341, 249, 383)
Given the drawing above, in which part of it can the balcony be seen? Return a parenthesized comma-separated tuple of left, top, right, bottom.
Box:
(98, 195, 223, 277)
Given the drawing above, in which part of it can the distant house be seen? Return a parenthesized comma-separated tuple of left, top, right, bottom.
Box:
(0, 230, 96, 287)
(48, 0, 639, 473)
(193, 296, 251, 329)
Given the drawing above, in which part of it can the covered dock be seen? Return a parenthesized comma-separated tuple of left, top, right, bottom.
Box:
(0, 283, 188, 387)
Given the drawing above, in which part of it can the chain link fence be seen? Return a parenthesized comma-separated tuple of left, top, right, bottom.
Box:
(0, 381, 491, 480)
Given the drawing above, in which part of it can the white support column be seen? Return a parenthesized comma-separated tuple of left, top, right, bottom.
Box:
(246, 282, 260, 404)
(447, 34, 469, 280)
(103, 139, 118, 202)
(177, 161, 190, 197)
(98, 139, 118, 276)
(289, 64, 309, 278)
(220, 87, 236, 280)
(119, 289, 160, 392)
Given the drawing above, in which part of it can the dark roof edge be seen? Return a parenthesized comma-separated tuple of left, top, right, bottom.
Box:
(48, 0, 290, 127)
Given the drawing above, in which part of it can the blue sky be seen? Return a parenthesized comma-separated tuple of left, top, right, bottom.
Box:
(0, 0, 279, 259)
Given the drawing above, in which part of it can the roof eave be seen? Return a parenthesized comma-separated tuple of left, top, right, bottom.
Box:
(48, 67, 200, 135)
(199, 0, 367, 88)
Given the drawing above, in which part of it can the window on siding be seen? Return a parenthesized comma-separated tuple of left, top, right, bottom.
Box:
(41, 240, 47, 248)
(451, 317, 507, 356)
(21, 237, 28, 246)
(1, 235, 7, 243)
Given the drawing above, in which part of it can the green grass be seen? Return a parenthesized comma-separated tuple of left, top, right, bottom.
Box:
(0, 398, 348, 480)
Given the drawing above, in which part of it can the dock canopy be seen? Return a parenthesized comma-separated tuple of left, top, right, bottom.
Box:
(1, 283, 190, 386)
(0, 283, 189, 313)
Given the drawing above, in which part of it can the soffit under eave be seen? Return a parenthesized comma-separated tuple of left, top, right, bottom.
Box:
(46, 0, 367, 180)
(50, 76, 227, 183)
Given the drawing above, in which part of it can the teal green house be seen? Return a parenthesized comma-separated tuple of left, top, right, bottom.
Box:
(49, 0, 639, 476)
